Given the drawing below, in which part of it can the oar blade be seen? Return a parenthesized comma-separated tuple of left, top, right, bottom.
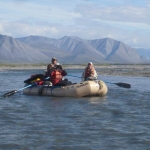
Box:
(3, 90, 18, 97)
(3, 76, 50, 98)
(115, 82, 131, 89)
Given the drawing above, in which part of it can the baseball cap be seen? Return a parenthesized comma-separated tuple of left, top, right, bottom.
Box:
(51, 57, 57, 61)
(88, 62, 93, 65)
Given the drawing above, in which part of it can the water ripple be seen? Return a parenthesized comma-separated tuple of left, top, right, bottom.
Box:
(0, 70, 150, 149)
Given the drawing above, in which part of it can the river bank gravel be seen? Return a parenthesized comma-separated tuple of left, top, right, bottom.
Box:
(0, 64, 150, 77)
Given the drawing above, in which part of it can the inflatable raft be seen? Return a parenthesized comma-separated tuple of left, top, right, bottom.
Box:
(23, 80, 108, 97)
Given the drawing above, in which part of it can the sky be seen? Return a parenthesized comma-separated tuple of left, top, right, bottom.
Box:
(0, 0, 150, 49)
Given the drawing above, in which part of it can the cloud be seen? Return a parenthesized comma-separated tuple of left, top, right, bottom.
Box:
(0, 1, 81, 26)
(75, 4, 150, 24)
(72, 3, 150, 48)
(0, 0, 150, 49)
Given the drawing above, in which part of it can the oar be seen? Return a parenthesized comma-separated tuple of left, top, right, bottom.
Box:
(3, 77, 50, 97)
(67, 74, 131, 89)
(104, 81, 131, 89)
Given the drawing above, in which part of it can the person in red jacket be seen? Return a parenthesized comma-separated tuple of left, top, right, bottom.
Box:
(82, 62, 98, 81)
(49, 66, 67, 85)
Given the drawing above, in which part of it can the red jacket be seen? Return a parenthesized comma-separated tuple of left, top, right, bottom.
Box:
(84, 67, 95, 78)
(50, 68, 67, 85)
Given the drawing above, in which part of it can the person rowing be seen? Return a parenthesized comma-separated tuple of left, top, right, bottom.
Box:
(46, 57, 72, 86)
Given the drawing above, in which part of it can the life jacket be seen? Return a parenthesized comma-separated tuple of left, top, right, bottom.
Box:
(50, 69, 63, 85)
(84, 67, 95, 78)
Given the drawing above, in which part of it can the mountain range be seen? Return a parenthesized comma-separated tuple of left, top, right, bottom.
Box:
(0, 34, 149, 64)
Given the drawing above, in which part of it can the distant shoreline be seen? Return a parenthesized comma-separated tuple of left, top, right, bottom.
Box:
(0, 64, 150, 77)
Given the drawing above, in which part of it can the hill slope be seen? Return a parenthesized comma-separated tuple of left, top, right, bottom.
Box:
(0, 34, 49, 63)
(135, 48, 150, 60)
(87, 38, 148, 63)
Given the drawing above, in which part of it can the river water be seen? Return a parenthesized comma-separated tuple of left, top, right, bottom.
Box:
(0, 69, 150, 150)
